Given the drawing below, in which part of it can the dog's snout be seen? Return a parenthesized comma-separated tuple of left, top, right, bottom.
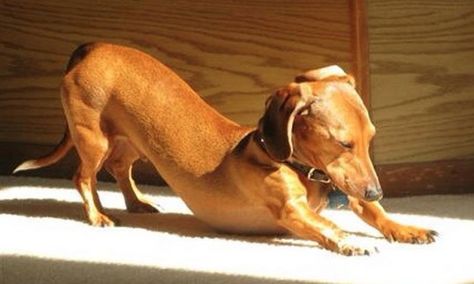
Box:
(364, 186, 383, 202)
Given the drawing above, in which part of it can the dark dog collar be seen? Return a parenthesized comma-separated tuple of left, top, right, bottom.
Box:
(254, 131, 332, 184)
(284, 160, 331, 183)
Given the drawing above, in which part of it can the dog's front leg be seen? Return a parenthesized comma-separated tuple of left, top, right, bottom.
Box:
(273, 196, 373, 256)
(349, 197, 438, 244)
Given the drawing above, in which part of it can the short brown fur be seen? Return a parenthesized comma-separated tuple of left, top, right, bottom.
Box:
(14, 43, 436, 255)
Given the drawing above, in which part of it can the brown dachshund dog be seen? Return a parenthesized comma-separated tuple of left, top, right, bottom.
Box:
(14, 43, 437, 255)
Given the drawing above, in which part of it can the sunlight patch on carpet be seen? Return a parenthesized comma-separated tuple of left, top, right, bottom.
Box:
(1, 176, 474, 284)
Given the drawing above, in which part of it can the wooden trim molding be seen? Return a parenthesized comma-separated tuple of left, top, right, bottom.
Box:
(2, 142, 474, 197)
(377, 159, 474, 197)
(350, 0, 371, 107)
(0, 142, 166, 186)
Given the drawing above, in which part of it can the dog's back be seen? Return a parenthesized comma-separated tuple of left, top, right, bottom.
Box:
(62, 43, 249, 178)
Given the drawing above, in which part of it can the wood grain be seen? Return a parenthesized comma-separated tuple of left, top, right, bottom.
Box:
(350, 0, 371, 107)
(377, 159, 474, 197)
(0, 0, 356, 146)
(367, 0, 474, 164)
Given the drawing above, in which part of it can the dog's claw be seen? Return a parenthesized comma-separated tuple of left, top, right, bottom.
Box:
(386, 234, 394, 243)
(426, 230, 438, 243)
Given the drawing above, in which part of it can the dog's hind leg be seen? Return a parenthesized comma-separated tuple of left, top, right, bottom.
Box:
(71, 123, 115, 227)
(105, 138, 161, 213)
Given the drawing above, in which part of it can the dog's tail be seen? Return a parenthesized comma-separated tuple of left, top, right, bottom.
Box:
(12, 128, 74, 174)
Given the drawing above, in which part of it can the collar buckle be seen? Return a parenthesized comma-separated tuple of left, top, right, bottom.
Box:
(306, 167, 331, 183)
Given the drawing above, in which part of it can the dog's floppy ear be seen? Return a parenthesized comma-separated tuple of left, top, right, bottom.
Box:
(258, 83, 312, 161)
(294, 65, 355, 88)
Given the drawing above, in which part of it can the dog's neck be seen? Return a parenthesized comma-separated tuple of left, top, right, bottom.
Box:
(252, 130, 331, 184)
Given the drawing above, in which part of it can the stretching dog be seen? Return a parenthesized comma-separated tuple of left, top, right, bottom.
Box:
(14, 43, 437, 255)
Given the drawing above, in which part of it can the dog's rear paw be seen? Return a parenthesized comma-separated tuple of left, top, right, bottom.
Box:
(382, 221, 438, 244)
(126, 199, 162, 213)
(89, 213, 118, 227)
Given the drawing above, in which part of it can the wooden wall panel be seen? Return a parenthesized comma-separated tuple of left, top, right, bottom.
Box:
(0, 0, 355, 146)
(367, 0, 474, 164)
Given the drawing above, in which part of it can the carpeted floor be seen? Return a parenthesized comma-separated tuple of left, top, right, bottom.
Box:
(1, 176, 473, 284)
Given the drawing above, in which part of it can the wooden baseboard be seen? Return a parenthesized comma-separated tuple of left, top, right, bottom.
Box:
(0, 142, 165, 186)
(377, 159, 474, 197)
(2, 142, 473, 197)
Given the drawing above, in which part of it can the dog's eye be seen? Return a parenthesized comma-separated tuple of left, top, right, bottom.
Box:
(339, 141, 354, 149)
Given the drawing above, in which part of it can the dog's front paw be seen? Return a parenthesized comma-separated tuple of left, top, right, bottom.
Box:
(331, 237, 378, 256)
(381, 220, 438, 244)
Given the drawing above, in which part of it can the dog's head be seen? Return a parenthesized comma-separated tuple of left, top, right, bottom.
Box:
(258, 65, 382, 201)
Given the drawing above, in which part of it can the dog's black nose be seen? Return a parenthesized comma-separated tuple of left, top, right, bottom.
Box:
(364, 187, 383, 201)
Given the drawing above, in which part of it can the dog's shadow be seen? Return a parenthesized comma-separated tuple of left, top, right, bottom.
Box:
(0, 198, 334, 247)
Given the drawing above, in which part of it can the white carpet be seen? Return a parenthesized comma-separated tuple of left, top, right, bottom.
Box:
(1, 176, 473, 284)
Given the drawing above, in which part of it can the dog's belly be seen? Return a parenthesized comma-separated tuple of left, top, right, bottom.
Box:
(193, 205, 286, 235)
(163, 183, 279, 234)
